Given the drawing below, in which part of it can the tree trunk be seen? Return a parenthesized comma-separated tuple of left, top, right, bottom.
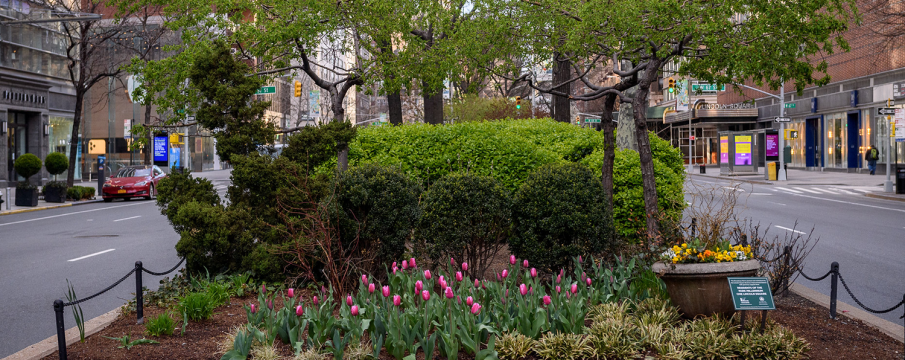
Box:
(144, 103, 152, 165)
(617, 86, 639, 151)
(388, 91, 402, 125)
(631, 65, 661, 241)
(66, 91, 85, 187)
(423, 80, 444, 125)
(552, 53, 571, 123)
(331, 88, 349, 171)
(600, 94, 617, 215)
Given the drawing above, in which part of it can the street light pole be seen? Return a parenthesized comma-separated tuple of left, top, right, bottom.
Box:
(885, 99, 893, 193)
(778, 82, 787, 180)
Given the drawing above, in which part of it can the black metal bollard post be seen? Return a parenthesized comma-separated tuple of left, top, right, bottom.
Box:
(53, 299, 67, 360)
(135, 261, 143, 324)
(830, 262, 839, 319)
(782, 246, 791, 298)
(691, 218, 697, 239)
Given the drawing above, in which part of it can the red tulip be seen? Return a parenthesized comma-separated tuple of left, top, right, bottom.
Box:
(382, 285, 390, 297)
(393, 295, 402, 306)
(462, 262, 468, 272)
(346, 295, 353, 306)
(422, 290, 431, 301)
(543, 296, 551, 306)
(288, 288, 295, 298)
(296, 305, 304, 316)
(471, 303, 482, 314)
(510, 255, 516, 265)
(519, 284, 528, 296)
(466, 296, 474, 306)
(445, 287, 454, 299)
(456, 272, 463, 282)
(351, 305, 360, 316)
(530, 268, 537, 278)
(424, 270, 432, 280)
(368, 283, 376, 294)
(415, 280, 423, 293)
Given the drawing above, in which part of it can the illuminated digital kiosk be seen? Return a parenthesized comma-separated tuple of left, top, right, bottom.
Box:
(719, 131, 759, 175)
(153, 132, 169, 169)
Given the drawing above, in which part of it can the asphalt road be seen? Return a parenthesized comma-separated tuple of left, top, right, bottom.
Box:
(687, 175, 905, 324)
(0, 169, 232, 358)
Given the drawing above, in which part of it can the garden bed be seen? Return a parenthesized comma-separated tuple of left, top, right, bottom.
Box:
(44, 291, 901, 360)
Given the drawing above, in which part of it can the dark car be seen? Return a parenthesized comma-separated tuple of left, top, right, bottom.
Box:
(101, 165, 166, 202)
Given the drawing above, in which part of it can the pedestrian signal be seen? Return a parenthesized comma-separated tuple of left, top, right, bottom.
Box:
(784, 129, 799, 140)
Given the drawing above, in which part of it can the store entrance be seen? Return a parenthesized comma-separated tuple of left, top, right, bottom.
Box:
(846, 112, 860, 169)
(7, 112, 29, 182)
(805, 118, 820, 167)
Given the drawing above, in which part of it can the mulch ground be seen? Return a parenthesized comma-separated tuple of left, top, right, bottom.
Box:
(44, 289, 903, 360)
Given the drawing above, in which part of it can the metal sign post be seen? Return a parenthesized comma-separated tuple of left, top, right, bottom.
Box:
(882, 101, 895, 192)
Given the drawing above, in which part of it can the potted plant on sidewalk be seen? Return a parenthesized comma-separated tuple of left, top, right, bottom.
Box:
(14, 153, 42, 207)
(43, 152, 69, 203)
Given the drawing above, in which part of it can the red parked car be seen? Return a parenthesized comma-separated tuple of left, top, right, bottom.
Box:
(102, 165, 166, 202)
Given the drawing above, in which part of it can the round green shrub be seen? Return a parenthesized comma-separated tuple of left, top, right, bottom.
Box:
(418, 173, 511, 277)
(328, 164, 422, 272)
(45, 152, 69, 176)
(510, 163, 614, 273)
(14, 153, 42, 181)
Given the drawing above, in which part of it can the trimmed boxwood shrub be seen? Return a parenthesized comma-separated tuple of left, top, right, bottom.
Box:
(418, 173, 511, 277)
(45, 152, 69, 180)
(14, 153, 42, 188)
(327, 164, 421, 272)
(510, 163, 614, 273)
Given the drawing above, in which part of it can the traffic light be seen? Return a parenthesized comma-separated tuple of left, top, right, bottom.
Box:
(667, 78, 676, 93)
(515, 96, 521, 109)
(294, 81, 302, 97)
(575, 116, 580, 125)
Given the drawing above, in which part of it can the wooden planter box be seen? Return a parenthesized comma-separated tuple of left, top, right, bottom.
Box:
(652, 260, 760, 318)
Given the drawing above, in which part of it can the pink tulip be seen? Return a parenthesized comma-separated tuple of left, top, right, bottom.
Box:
(556, 274, 562, 283)
(523, 260, 529, 268)
(296, 305, 304, 316)
(262, 284, 267, 294)
(321, 286, 327, 294)
(392, 261, 397, 269)
(501, 269, 508, 279)
(519, 284, 528, 296)
(313, 296, 319, 306)
(440, 275, 445, 282)
(250, 304, 257, 314)
(482, 281, 486, 289)
(346, 295, 353, 306)
(382, 285, 390, 297)
(456, 272, 463, 282)
(457, 295, 461, 304)
(543, 295, 551, 306)
(556, 286, 561, 293)
(505, 289, 509, 297)
(451, 257, 456, 265)
(560, 268, 565, 278)
(474, 279, 480, 288)
(368, 283, 376, 294)
(422, 290, 431, 301)
(415, 280, 423, 293)
(466, 296, 474, 306)
(530, 286, 534, 295)
(581, 272, 586, 281)
(462, 262, 468, 272)
(566, 291, 571, 299)
(362, 274, 368, 284)
(471, 303, 482, 315)
(393, 295, 402, 306)
(530, 268, 537, 278)
(424, 270, 432, 280)
(410, 258, 417, 268)
(586, 278, 592, 286)
(571, 284, 578, 294)
(402, 260, 409, 269)
(393, 267, 398, 274)
(288, 288, 295, 298)
(579, 255, 583, 263)
(267, 300, 273, 310)
(510, 255, 516, 265)
(351, 305, 359, 316)
(440, 279, 448, 291)
(445, 287, 454, 299)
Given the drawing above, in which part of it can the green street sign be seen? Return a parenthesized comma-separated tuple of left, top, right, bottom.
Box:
(255, 86, 276, 95)
(691, 84, 726, 92)
(784, 103, 796, 108)
(584, 118, 601, 123)
(727, 277, 775, 310)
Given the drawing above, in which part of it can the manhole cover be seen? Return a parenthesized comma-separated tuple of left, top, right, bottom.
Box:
(73, 235, 120, 238)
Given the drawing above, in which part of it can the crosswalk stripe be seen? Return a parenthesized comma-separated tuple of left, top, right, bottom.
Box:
(792, 187, 824, 194)
(851, 189, 875, 193)
(829, 188, 856, 195)
(774, 187, 803, 194)
(808, 188, 839, 195)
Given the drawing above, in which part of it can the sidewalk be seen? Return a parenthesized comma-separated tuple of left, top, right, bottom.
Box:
(690, 167, 905, 201)
(0, 181, 101, 216)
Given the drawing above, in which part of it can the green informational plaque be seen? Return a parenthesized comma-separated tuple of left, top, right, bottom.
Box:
(727, 277, 775, 310)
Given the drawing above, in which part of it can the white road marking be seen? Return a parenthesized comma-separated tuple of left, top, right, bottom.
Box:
(0, 202, 151, 227)
(68, 249, 115, 262)
(113, 216, 141, 222)
(750, 193, 772, 196)
(792, 193, 905, 213)
(851, 189, 875, 193)
(807, 188, 837, 194)
(775, 225, 807, 234)
(723, 187, 745, 192)
(829, 188, 856, 195)
(792, 187, 824, 194)
(774, 203, 787, 206)
(774, 187, 803, 194)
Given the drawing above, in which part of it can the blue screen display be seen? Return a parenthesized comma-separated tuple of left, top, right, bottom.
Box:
(153, 135, 168, 162)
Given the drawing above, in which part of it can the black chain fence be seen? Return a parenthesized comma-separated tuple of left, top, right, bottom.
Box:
(53, 258, 184, 360)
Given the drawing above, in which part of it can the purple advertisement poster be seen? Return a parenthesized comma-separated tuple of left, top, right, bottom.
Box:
(734, 135, 752, 166)
(720, 136, 729, 163)
(765, 134, 779, 157)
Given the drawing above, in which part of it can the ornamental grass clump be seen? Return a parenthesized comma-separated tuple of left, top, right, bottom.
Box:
(533, 332, 593, 360)
(497, 332, 535, 360)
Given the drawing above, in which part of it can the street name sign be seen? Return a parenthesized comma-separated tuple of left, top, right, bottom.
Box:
(878, 108, 896, 116)
(784, 103, 796, 109)
(255, 86, 276, 95)
(728, 277, 775, 310)
(774, 117, 791, 123)
(691, 84, 726, 93)
(584, 118, 601, 123)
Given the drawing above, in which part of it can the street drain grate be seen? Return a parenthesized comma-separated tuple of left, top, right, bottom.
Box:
(73, 235, 120, 238)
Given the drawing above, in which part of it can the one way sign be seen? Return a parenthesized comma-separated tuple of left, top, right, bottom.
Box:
(878, 108, 896, 116)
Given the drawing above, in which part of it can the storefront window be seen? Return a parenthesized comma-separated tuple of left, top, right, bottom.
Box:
(48, 116, 80, 180)
(823, 113, 846, 168)
(789, 120, 806, 167)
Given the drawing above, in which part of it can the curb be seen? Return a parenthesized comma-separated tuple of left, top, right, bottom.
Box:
(1, 308, 121, 360)
(790, 282, 904, 344)
(0, 199, 103, 217)
(864, 193, 905, 203)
